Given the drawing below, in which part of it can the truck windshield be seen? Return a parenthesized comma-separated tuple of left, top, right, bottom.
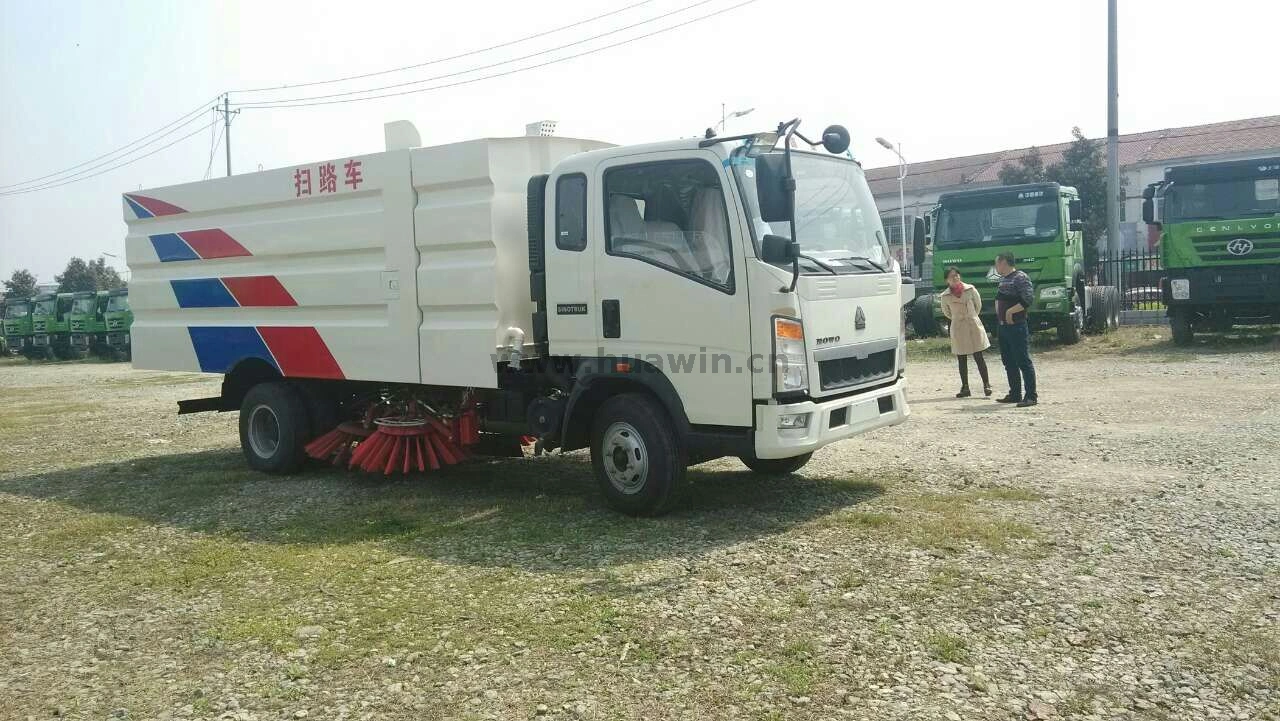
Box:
(5, 302, 29, 318)
(1163, 178, 1280, 222)
(72, 298, 97, 314)
(32, 299, 55, 316)
(936, 199, 1060, 248)
(106, 295, 131, 312)
(731, 149, 889, 270)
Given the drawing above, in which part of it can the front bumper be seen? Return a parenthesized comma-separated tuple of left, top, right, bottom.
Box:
(31, 334, 49, 347)
(70, 333, 90, 348)
(4, 336, 24, 349)
(1163, 266, 1280, 306)
(754, 377, 910, 459)
(106, 332, 130, 346)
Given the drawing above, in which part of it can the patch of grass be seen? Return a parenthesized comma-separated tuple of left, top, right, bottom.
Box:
(790, 589, 811, 608)
(768, 640, 821, 695)
(926, 633, 969, 664)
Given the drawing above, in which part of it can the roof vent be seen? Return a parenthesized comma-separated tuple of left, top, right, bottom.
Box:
(525, 120, 557, 137)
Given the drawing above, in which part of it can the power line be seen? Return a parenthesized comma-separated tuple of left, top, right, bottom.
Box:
(241, 0, 757, 110)
(236, 0, 716, 108)
(0, 120, 219, 197)
(0, 96, 221, 191)
(203, 117, 227, 180)
(231, 0, 654, 94)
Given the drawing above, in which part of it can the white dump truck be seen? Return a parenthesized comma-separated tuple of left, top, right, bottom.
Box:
(124, 118, 911, 515)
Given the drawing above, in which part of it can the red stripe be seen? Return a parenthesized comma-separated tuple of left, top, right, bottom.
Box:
(180, 229, 251, 259)
(126, 194, 187, 217)
(222, 276, 297, 307)
(257, 327, 344, 379)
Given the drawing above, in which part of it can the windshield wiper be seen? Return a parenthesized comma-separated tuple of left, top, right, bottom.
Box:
(797, 253, 838, 275)
(837, 255, 887, 272)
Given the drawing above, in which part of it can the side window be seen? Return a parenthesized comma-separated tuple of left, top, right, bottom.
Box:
(555, 174, 587, 251)
(603, 160, 734, 292)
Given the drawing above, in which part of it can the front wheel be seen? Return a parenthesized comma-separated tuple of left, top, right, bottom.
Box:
(590, 393, 685, 516)
(239, 381, 311, 474)
(738, 451, 813, 475)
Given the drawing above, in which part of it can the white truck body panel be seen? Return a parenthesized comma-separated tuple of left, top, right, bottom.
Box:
(124, 135, 609, 388)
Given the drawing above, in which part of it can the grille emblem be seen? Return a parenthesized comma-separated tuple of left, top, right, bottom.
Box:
(1226, 238, 1254, 256)
(854, 306, 866, 330)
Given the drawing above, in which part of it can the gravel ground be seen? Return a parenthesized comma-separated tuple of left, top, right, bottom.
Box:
(0, 336, 1276, 721)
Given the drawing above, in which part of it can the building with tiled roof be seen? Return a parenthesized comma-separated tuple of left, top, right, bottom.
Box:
(868, 115, 1280, 251)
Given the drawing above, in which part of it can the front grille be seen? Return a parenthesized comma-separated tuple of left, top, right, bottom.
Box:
(71, 321, 85, 331)
(818, 348, 896, 391)
(1191, 233, 1280, 262)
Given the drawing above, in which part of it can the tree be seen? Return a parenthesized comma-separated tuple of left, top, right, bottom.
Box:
(998, 128, 1113, 268)
(4, 269, 38, 299)
(55, 257, 97, 293)
(89, 257, 125, 290)
(998, 146, 1047, 185)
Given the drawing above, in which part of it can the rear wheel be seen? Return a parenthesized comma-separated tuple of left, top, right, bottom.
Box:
(1170, 307, 1195, 346)
(1106, 287, 1121, 331)
(239, 382, 311, 474)
(738, 451, 813, 475)
(1085, 287, 1108, 333)
(590, 393, 685, 516)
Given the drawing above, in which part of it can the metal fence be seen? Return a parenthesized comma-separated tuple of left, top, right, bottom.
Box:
(1091, 250, 1163, 311)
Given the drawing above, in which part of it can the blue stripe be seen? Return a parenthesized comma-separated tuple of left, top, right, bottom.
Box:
(150, 233, 200, 262)
(125, 196, 153, 219)
(187, 326, 279, 374)
(171, 278, 238, 308)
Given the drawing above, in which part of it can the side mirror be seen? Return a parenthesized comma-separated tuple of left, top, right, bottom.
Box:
(911, 216, 927, 262)
(1141, 198, 1154, 225)
(1068, 198, 1083, 222)
(754, 155, 793, 223)
(821, 125, 851, 155)
(760, 234, 799, 264)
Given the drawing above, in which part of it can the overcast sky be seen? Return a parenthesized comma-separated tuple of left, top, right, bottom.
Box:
(2, 0, 1277, 283)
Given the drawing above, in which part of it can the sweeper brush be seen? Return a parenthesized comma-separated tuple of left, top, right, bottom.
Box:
(304, 421, 372, 466)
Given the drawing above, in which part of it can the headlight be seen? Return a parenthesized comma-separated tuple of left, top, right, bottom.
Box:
(773, 317, 808, 394)
(1039, 286, 1067, 300)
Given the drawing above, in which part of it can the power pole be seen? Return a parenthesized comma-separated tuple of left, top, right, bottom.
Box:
(214, 94, 239, 177)
(1106, 0, 1121, 288)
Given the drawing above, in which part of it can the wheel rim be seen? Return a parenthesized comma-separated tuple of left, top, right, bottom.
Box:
(601, 421, 648, 495)
(247, 403, 281, 458)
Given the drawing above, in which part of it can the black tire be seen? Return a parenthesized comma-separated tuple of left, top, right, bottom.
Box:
(239, 381, 311, 474)
(590, 393, 685, 516)
(1170, 307, 1195, 346)
(910, 295, 938, 337)
(1085, 287, 1108, 333)
(738, 451, 813, 475)
(1057, 312, 1081, 344)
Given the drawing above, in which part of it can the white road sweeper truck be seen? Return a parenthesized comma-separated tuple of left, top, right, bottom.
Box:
(124, 119, 911, 515)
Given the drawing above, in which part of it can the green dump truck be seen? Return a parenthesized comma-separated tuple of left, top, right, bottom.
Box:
(102, 288, 133, 360)
(912, 182, 1119, 343)
(3, 298, 33, 356)
(67, 290, 108, 358)
(1143, 157, 1280, 345)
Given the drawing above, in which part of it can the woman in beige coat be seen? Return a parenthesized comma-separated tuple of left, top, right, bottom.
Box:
(939, 266, 992, 397)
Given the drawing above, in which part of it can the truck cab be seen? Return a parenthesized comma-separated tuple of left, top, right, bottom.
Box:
(30, 292, 75, 359)
(67, 291, 103, 357)
(102, 289, 132, 360)
(918, 182, 1117, 343)
(3, 298, 33, 356)
(1143, 157, 1280, 344)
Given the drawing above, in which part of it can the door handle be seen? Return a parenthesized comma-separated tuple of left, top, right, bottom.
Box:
(602, 299, 621, 338)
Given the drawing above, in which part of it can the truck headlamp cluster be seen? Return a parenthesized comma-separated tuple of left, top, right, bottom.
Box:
(773, 317, 809, 394)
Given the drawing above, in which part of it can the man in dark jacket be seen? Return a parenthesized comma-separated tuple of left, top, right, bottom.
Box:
(994, 253, 1037, 407)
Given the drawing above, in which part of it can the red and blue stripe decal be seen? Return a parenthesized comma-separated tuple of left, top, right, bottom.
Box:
(171, 276, 297, 308)
(125, 194, 252, 262)
(188, 326, 344, 379)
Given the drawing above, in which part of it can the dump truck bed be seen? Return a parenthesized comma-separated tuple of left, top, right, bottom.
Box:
(124, 135, 609, 388)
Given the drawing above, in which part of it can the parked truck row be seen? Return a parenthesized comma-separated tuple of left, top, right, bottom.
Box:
(2, 289, 133, 360)
(124, 118, 912, 515)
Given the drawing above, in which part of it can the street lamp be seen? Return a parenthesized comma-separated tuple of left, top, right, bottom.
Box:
(717, 104, 755, 133)
(876, 136, 909, 274)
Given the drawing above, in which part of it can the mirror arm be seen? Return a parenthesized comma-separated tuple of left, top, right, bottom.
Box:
(777, 119, 802, 293)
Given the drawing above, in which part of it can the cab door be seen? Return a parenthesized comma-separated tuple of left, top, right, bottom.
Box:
(591, 151, 753, 427)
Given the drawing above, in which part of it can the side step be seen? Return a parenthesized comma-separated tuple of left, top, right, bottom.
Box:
(178, 396, 227, 415)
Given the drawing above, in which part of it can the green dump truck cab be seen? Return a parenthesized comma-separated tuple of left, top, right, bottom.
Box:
(30, 293, 77, 359)
(103, 289, 133, 360)
(912, 182, 1119, 343)
(1144, 157, 1280, 345)
(66, 291, 106, 358)
(3, 299, 33, 355)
